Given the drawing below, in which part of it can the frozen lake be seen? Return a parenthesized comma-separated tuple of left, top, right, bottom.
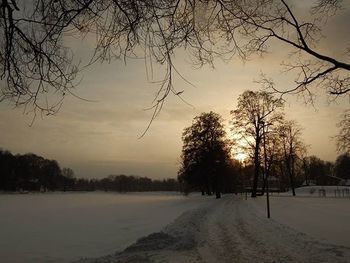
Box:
(0, 192, 211, 263)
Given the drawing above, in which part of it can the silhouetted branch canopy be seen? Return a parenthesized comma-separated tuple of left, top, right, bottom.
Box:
(1, 0, 349, 115)
(335, 109, 350, 153)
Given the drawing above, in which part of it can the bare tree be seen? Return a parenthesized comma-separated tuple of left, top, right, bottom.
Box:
(259, 122, 283, 196)
(277, 120, 307, 196)
(231, 90, 284, 197)
(335, 109, 350, 153)
(1, 0, 349, 116)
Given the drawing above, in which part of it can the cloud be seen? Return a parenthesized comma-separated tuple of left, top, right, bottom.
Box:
(1, 2, 349, 179)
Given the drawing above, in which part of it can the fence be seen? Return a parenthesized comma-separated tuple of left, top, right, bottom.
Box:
(318, 188, 350, 198)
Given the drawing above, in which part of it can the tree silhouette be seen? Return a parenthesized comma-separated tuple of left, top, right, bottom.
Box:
(334, 153, 350, 180)
(301, 156, 333, 185)
(178, 111, 232, 198)
(62, 167, 76, 191)
(0, 148, 181, 192)
(0, 149, 16, 190)
(277, 120, 306, 196)
(335, 110, 350, 154)
(1, 0, 349, 116)
(258, 122, 281, 196)
(0, 150, 67, 191)
(231, 90, 284, 197)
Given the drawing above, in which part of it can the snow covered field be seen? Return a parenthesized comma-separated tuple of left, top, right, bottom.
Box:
(251, 195, 350, 247)
(2, 189, 350, 263)
(0, 192, 212, 263)
(78, 192, 350, 263)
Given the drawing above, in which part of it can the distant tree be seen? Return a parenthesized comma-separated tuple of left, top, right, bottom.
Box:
(62, 167, 76, 191)
(75, 178, 91, 191)
(302, 156, 333, 185)
(40, 159, 62, 190)
(231, 90, 284, 197)
(93, 174, 179, 192)
(335, 110, 350, 154)
(14, 153, 45, 190)
(334, 153, 350, 180)
(136, 177, 152, 191)
(0, 150, 16, 191)
(277, 120, 307, 196)
(0, 148, 180, 192)
(99, 177, 112, 192)
(179, 112, 232, 198)
(0, 150, 66, 191)
(62, 168, 74, 178)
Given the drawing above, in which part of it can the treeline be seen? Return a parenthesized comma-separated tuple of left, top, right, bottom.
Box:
(178, 90, 350, 198)
(178, 111, 350, 198)
(57, 174, 180, 192)
(96, 175, 179, 192)
(302, 154, 350, 185)
(239, 153, 350, 191)
(0, 150, 65, 191)
(0, 149, 180, 192)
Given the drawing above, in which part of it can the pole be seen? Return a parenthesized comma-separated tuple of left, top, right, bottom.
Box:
(262, 121, 270, 219)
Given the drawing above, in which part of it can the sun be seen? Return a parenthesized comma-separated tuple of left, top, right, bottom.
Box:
(235, 152, 247, 163)
(227, 128, 249, 163)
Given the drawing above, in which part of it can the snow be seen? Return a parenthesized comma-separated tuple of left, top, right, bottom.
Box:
(2, 189, 350, 263)
(249, 185, 350, 247)
(285, 185, 350, 197)
(250, 195, 350, 247)
(78, 192, 350, 263)
(0, 192, 211, 263)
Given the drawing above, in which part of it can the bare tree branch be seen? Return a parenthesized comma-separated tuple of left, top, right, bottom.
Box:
(0, 0, 349, 120)
(335, 109, 350, 153)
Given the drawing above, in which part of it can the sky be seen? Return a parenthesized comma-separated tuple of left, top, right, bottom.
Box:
(0, 1, 349, 179)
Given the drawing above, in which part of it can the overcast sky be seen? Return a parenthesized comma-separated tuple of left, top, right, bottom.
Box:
(0, 1, 349, 179)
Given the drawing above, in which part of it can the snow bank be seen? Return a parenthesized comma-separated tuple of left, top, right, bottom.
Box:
(76, 200, 215, 263)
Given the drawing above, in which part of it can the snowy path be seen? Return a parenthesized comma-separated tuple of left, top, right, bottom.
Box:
(79, 195, 350, 263)
(195, 197, 350, 263)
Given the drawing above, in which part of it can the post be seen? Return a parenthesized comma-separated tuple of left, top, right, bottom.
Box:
(262, 120, 270, 219)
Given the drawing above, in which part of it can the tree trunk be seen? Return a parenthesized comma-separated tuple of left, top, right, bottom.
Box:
(258, 175, 266, 196)
(205, 178, 212, 195)
(286, 156, 296, 196)
(289, 172, 296, 196)
(206, 185, 212, 195)
(252, 141, 260, 198)
(290, 156, 296, 196)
